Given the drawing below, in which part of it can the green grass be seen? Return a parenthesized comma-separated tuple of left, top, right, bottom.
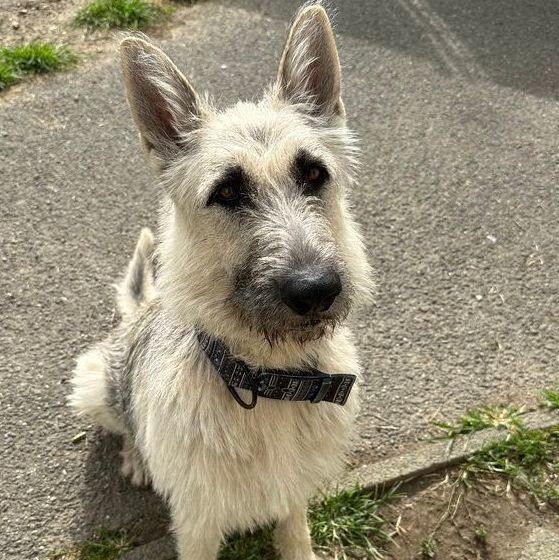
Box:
(310, 485, 399, 559)
(428, 403, 559, 549)
(51, 530, 133, 559)
(74, 0, 166, 29)
(419, 536, 436, 558)
(460, 427, 559, 506)
(474, 525, 487, 543)
(542, 387, 559, 410)
(0, 43, 77, 91)
(433, 404, 523, 439)
(0, 62, 17, 90)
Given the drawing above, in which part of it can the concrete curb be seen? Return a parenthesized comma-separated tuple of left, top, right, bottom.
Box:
(342, 409, 559, 492)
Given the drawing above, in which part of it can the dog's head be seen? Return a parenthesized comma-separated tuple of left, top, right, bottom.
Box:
(120, 5, 373, 346)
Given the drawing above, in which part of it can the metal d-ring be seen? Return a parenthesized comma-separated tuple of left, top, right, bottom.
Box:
(226, 384, 258, 410)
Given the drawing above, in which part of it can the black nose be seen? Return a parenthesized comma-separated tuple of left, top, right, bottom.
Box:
(280, 267, 342, 316)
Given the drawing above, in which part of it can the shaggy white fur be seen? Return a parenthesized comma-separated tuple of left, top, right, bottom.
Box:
(71, 4, 373, 559)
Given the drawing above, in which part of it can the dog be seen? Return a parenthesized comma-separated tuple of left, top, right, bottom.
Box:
(70, 4, 372, 559)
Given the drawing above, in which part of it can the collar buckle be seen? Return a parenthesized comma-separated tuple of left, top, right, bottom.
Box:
(311, 374, 333, 404)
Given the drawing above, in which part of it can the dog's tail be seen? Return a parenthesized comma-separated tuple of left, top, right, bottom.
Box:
(115, 227, 156, 319)
(69, 229, 156, 432)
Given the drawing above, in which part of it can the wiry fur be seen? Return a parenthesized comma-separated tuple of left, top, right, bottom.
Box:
(71, 4, 373, 559)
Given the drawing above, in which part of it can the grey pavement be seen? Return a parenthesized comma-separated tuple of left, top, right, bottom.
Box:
(519, 527, 559, 560)
(1, 0, 558, 558)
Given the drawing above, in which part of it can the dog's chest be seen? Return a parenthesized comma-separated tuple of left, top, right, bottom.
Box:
(142, 371, 358, 526)
(200, 390, 355, 460)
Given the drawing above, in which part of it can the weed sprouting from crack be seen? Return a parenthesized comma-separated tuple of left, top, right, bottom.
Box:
(425, 406, 559, 551)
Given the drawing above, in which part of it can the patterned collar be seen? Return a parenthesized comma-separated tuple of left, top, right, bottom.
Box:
(197, 330, 356, 409)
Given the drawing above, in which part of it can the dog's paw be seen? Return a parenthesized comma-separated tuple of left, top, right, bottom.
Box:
(120, 444, 149, 487)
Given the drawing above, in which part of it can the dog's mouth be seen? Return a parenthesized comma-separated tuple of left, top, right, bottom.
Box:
(280, 312, 343, 342)
(291, 318, 326, 331)
(235, 306, 342, 346)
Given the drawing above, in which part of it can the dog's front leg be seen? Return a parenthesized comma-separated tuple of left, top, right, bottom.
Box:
(174, 517, 221, 560)
(275, 503, 317, 560)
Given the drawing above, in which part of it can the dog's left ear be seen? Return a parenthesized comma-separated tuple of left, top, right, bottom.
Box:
(276, 4, 345, 121)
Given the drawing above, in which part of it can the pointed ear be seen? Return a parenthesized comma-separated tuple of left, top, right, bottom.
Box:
(120, 37, 203, 169)
(276, 5, 345, 120)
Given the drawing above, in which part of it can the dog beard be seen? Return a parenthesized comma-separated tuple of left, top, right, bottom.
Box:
(230, 298, 351, 347)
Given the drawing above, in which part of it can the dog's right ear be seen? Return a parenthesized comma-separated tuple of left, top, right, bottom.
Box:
(120, 37, 203, 169)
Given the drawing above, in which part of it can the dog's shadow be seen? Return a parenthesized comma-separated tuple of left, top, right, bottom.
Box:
(78, 429, 171, 548)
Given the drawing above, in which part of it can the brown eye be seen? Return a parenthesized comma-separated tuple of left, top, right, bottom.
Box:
(294, 151, 329, 195)
(300, 162, 328, 194)
(216, 184, 239, 202)
(305, 166, 322, 183)
(208, 166, 248, 208)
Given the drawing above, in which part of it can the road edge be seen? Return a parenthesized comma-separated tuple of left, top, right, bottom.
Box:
(341, 408, 559, 492)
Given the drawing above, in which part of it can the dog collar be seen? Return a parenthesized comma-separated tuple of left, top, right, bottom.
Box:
(197, 331, 356, 409)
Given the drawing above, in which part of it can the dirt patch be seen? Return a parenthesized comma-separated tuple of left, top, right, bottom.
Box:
(0, 0, 195, 58)
(1, 0, 92, 48)
(381, 471, 559, 560)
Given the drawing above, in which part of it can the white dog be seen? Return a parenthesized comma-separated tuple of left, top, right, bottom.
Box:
(71, 4, 372, 558)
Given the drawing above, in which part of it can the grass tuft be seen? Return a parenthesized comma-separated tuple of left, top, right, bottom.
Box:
(461, 427, 559, 506)
(419, 536, 436, 558)
(433, 404, 523, 439)
(0, 62, 17, 91)
(474, 525, 487, 543)
(542, 387, 559, 410)
(309, 485, 400, 559)
(0, 43, 77, 91)
(51, 529, 133, 559)
(74, 0, 165, 29)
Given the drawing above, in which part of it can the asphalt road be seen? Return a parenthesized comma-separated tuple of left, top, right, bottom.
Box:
(1, 1, 558, 557)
